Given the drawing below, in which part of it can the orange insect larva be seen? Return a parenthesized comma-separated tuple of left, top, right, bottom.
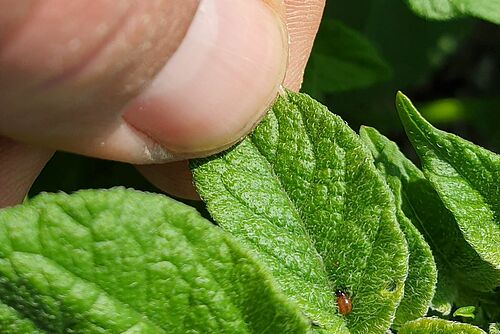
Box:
(335, 289, 353, 315)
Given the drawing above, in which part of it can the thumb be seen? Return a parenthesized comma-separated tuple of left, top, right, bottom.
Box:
(0, 0, 287, 163)
(124, 0, 288, 160)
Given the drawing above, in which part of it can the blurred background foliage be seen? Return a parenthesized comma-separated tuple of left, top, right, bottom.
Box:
(304, 0, 500, 154)
(31, 0, 500, 199)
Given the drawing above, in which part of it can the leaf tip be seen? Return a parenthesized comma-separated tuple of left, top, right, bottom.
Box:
(396, 90, 406, 100)
(359, 125, 368, 136)
(359, 126, 381, 146)
(395, 92, 429, 133)
(359, 125, 376, 135)
(395, 91, 413, 114)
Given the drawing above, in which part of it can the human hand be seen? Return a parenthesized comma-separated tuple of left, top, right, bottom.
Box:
(0, 0, 325, 206)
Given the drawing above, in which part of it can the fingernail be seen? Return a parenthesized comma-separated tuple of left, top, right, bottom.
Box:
(123, 0, 288, 160)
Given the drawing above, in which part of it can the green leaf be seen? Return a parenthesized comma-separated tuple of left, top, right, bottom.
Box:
(0, 188, 309, 333)
(311, 1, 472, 140)
(191, 91, 409, 334)
(404, 0, 500, 24)
(490, 323, 500, 334)
(453, 306, 476, 319)
(404, 0, 461, 20)
(357, 124, 499, 314)
(0, 304, 44, 334)
(396, 92, 500, 288)
(302, 19, 391, 97)
(399, 318, 487, 333)
(360, 127, 437, 328)
(335, 0, 472, 88)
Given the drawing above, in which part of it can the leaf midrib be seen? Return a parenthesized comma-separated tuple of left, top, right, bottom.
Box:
(249, 112, 332, 281)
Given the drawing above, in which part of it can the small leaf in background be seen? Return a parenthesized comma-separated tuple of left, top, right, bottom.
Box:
(360, 127, 437, 329)
(307, 1, 472, 138)
(404, 0, 500, 24)
(192, 91, 409, 334)
(404, 0, 461, 20)
(419, 97, 500, 153)
(399, 318, 487, 333)
(0, 189, 309, 334)
(459, 290, 500, 330)
(358, 125, 499, 314)
(397, 92, 500, 283)
(302, 19, 391, 99)
(454, 306, 476, 319)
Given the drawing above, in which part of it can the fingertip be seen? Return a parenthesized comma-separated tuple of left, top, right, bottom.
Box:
(123, 0, 288, 160)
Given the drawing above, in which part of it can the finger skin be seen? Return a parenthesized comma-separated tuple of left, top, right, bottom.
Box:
(0, 0, 287, 205)
(0, 0, 197, 206)
(0, 0, 287, 164)
(122, 0, 288, 159)
(0, 0, 199, 162)
(0, 0, 197, 93)
(137, 161, 200, 200)
(283, 0, 326, 90)
(0, 137, 53, 208)
(144, 0, 326, 199)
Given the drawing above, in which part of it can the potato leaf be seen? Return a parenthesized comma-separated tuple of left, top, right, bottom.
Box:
(0, 188, 309, 333)
(358, 124, 499, 316)
(360, 127, 437, 328)
(397, 92, 500, 285)
(399, 318, 487, 333)
(192, 91, 409, 333)
(404, 0, 500, 24)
